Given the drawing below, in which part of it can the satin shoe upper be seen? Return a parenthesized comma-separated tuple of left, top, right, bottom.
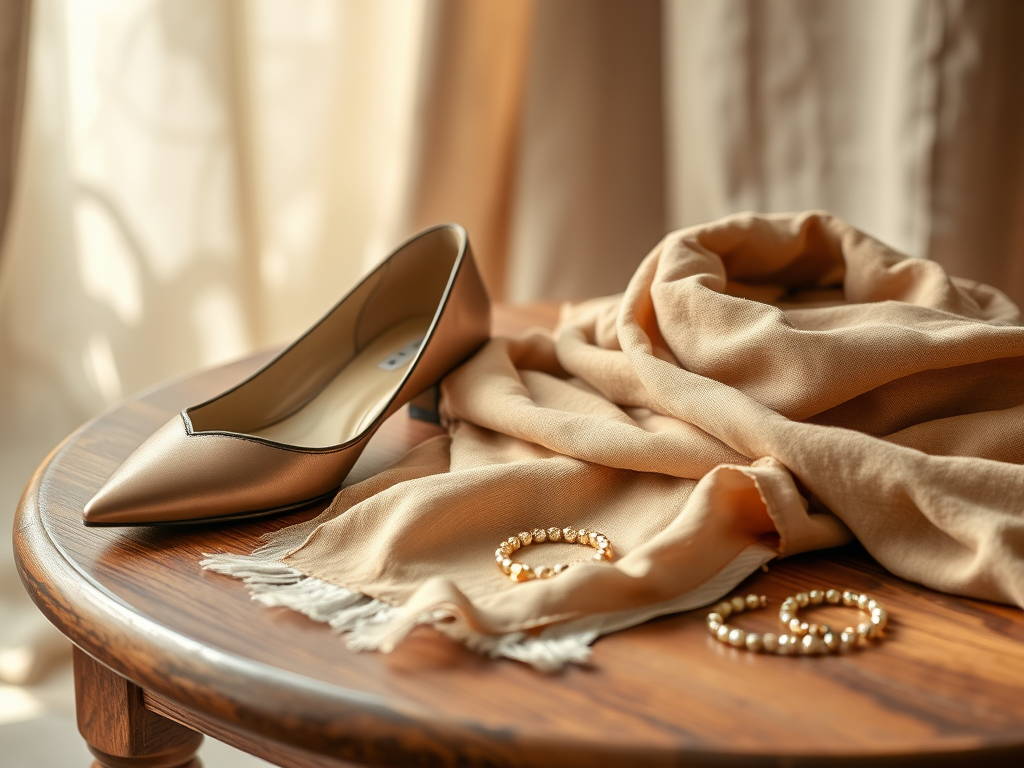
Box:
(84, 224, 490, 525)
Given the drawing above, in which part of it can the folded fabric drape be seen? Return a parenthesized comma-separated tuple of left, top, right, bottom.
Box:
(206, 211, 1024, 669)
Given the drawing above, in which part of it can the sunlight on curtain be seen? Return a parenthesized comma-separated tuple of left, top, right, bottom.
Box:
(246, 0, 425, 340)
(0, 0, 424, 683)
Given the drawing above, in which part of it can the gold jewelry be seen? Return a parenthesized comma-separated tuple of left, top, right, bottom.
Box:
(706, 589, 889, 656)
(706, 594, 773, 653)
(778, 589, 888, 653)
(495, 528, 613, 582)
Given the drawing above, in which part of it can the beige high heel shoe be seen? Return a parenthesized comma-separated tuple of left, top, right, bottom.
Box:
(83, 224, 490, 525)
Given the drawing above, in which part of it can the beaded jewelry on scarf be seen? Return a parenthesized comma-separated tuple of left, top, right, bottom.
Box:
(496, 528, 613, 582)
(706, 589, 888, 655)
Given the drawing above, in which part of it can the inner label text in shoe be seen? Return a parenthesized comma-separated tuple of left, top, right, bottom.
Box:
(378, 338, 424, 371)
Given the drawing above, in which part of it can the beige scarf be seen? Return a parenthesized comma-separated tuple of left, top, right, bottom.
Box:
(206, 211, 1024, 670)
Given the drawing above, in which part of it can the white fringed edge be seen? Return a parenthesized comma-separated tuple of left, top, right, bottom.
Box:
(200, 556, 397, 630)
(200, 554, 595, 671)
(201, 542, 776, 673)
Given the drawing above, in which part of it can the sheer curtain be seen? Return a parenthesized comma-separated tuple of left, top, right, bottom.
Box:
(0, 0, 28, 257)
(2, 0, 1023, 683)
(0, 0, 427, 683)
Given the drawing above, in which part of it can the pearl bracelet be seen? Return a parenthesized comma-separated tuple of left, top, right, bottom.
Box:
(706, 589, 888, 656)
(495, 527, 613, 582)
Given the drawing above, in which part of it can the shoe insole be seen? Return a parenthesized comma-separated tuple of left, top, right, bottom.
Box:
(251, 316, 432, 448)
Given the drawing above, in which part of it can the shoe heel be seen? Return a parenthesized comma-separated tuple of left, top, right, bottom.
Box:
(408, 384, 441, 424)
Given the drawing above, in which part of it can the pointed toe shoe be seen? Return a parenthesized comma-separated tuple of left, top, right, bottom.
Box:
(84, 224, 490, 525)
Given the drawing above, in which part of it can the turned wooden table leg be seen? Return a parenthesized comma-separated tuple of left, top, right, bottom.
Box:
(74, 647, 204, 768)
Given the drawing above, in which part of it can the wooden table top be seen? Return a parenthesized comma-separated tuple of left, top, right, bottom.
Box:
(14, 304, 1024, 767)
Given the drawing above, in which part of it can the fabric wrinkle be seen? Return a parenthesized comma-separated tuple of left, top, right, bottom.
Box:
(207, 211, 1024, 668)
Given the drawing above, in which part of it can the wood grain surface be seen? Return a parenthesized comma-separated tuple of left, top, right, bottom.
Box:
(14, 304, 1024, 767)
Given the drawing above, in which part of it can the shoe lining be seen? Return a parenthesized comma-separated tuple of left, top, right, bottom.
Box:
(251, 316, 432, 448)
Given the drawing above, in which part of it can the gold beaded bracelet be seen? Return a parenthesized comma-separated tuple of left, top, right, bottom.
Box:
(495, 527, 613, 582)
(779, 589, 888, 649)
(706, 589, 888, 656)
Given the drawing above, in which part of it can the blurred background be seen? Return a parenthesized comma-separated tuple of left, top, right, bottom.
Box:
(1, 0, 1022, 765)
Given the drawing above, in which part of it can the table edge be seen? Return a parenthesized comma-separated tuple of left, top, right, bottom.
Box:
(10, 421, 686, 766)
(12, 353, 1024, 766)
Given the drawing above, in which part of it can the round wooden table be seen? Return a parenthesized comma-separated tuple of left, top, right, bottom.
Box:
(14, 305, 1024, 767)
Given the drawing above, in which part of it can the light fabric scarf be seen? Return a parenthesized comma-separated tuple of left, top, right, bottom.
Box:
(205, 212, 1024, 670)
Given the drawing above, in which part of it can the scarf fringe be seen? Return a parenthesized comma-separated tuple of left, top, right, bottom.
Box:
(201, 553, 596, 672)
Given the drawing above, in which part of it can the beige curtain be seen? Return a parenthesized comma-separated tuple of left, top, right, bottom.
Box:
(2, 0, 1024, 682)
(924, 0, 1024, 299)
(0, 0, 30, 255)
(507, 0, 666, 303)
(663, 0, 1024, 303)
(0, 0, 426, 684)
(409, 0, 1024, 304)
(405, 0, 533, 300)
